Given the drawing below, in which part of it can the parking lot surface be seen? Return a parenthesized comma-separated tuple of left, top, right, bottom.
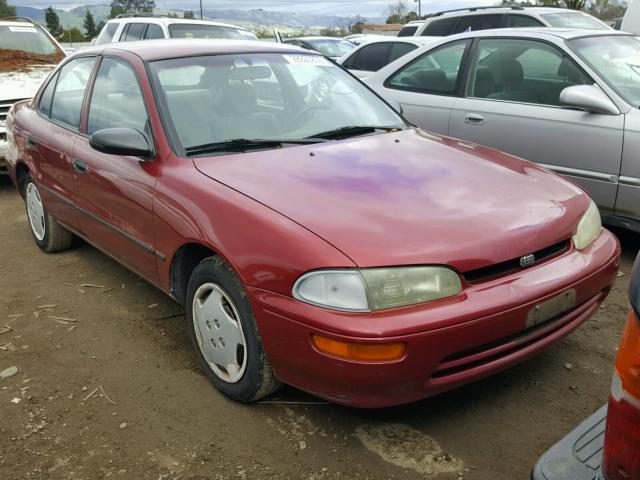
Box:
(0, 175, 637, 480)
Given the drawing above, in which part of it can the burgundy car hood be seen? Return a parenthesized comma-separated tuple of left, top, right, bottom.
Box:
(194, 129, 588, 271)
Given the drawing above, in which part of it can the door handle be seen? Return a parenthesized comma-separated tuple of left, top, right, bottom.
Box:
(464, 113, 485, 125)
(73, 158, 87, 173)
(26, 135, 38, 150)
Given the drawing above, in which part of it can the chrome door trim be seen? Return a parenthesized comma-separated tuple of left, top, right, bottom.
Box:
(619, 176, 640, 187)
(538, 163, 619, 184)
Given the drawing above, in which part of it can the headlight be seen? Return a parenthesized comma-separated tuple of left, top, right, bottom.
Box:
(573, 200, 602, 250)
(293, 266, 462, 312)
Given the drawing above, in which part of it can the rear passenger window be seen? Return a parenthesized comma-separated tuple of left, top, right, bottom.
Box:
(348, 43, 390, 72)
(121, 23, 145, 42)
(507, 14, 544, 27)
(422, 18, 458, 36)
(94, 22, 118, 45)
(50, 57, 95, 129)
(388, 42, 418, 63)
(387, 40, 469, 95)
(144, 24, 164, 40)
(87, 58, 149, 135)
(38, 71, 58, 117)
(454, 14, 503, 33)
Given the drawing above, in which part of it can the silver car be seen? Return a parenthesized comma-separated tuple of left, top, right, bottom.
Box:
(365, 29, 640, 232)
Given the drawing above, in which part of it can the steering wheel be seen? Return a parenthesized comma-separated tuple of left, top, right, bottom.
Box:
(290, 104, 328, 126)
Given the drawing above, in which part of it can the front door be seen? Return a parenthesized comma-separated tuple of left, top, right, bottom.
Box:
(73, 56, 161, 282)
(449, 37, 624, 215)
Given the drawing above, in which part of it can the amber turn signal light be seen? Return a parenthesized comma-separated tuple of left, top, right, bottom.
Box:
(311, 335, 405, 362)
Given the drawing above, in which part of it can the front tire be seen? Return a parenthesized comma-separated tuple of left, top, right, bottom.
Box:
(186, 256, 281, 402)
(24, 175, 73, 253)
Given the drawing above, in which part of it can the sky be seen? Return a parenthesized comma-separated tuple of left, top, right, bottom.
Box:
(12, 0, 494, 17)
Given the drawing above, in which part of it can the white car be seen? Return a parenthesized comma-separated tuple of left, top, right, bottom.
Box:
(93, 14, 258, 45)
(397, 20, 426, 37)
(338, 37, 438, 79)
(412, 6, 610, 36)
(0, 17, 66, 175)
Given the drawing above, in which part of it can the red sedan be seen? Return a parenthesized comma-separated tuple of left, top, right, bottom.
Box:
(5, 40, 620, 407)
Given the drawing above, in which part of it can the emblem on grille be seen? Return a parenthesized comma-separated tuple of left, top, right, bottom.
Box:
(520, 253, 536, 267)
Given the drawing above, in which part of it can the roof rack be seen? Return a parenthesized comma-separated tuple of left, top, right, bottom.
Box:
(115, 13, 170, 19)
(0, 16, 38, 23)
(425, 5, 525, 18)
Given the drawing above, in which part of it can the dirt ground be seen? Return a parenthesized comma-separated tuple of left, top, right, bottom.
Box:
(0, 174, 637, 480)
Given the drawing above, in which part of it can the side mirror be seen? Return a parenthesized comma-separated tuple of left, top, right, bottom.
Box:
(388, 100, 404, 115)
(560, 85, 620, 115)
(89, 128, 153, 159)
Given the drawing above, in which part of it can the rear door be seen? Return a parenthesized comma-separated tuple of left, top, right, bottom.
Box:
(73, 56, 162, 281)
(370, 39, 472, 135)
(449, 37, 624, 215)
(28, 56, 96, 229)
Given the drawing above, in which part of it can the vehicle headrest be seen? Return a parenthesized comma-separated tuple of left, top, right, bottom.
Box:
(219, 83, 258, 115)
(498, 59, 523, 87)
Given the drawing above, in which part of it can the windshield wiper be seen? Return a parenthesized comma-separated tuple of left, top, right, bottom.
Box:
(184, 138, 325, 157)
(306, 126, 401, 140)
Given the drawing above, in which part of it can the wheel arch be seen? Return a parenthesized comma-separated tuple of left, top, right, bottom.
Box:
(14, 161, 30, 198)
(169, 242, 224, 306)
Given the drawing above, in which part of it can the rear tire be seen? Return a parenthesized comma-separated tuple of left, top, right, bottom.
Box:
(186, 256, 281, 402)
(24, 175, 73, 253)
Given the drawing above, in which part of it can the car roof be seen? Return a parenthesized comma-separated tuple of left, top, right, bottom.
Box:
(74, 38, 317, 61)
(441, 27, 630, 41)
(0, 17, 40, 27)
(107, 16, 250, 31)
(351, 36, 439, 46)
(429, 6, 581, 18)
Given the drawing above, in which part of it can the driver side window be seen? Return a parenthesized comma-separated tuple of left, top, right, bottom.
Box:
(87, 58, 149, 135)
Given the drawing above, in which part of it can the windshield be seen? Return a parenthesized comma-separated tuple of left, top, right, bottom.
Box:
(168, 24, 258, 41)
(306, 39, 355, 57)
(570, 35, 640, 106)
(149, 52, 404, 155)
(541, 12, 609, 30)
(0, 24, 64, 71)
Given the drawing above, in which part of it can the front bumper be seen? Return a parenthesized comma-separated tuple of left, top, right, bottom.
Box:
(532, 404, 607, 480)
(249, 230, 620, 407)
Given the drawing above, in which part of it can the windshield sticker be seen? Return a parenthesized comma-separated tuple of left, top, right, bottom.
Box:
(283, 54, 331, 66)
(8, 26, 38, 33)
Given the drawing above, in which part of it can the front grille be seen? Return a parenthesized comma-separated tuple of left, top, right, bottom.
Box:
(0, 98, 28, 123)
(464, 239, 570, 283)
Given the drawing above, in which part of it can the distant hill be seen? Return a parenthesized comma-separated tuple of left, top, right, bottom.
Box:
(14, 4, 383, 34)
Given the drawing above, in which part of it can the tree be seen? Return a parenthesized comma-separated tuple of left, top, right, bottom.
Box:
(0, 0, 16, 18)
(386, 0, 411, 23)
(183, 10, 195, 19)
(109, 0, 155, 19)
(83, 10, 98, 40)
(167, 12, 178, 18)
(63, 27, 85, 43)
(45, 6, 64, 41)
(587, 0, 627, 20)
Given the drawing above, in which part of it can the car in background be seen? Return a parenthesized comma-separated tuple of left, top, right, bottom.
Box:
(93, 14, 258, 46)
(365, 29, 640, 233)
(343, 33, 389, 46)
(533, 251, 640, 480)
(398, 20, 425, 37)
(5, 39, 619, 407)
(281, 36, 355, 60)
(622, 0, 640, 33)
(412, 6, 610, 36)
(0, 16, 65, 175)
(338, 37, 437, 79)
